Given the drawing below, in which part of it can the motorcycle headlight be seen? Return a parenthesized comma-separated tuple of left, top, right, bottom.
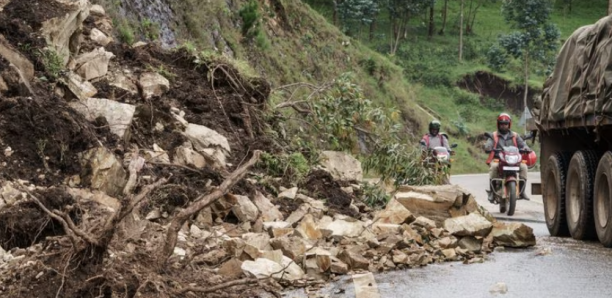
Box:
(505, 155, 520, 164)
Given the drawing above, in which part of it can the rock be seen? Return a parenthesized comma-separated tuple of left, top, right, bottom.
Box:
(286, 204, 310, 225)
(278, 187, 298, 200)
(253, 192, 284, 222)
(71, 47, 114, 80)
(319, 151, 363, 182)
(486, 222, 536, 248)
(262, 250, 284, 264)
(70, 98, 135, 138)
(39, 0, 90, 65)
(394, 184, 480, 227)
(457, 236, 483, 253)
(373, 198, 415, 225)
(372, 223, 401, 236)
(535, 247, 552, 256)
(218, 258, 243, 279)
(173, 247, 186, 258)
(295, 194, 328, 212)
(195, 207, 213, 228)
(173, 142, 206, 169)
(401, 224, 423, 244)
(242, 233, 272, 251)
(270, 228, 294, 238)
(79, 147, 127, 197)
(295, 214, 323, 240)
(270, 236, 311, 261)
(441, 248, 457, 260)
(139, 72, 170, 99)
(66, 188, 120, 212)
(89, 28, 111, 46)
(330, 256, 349, 274)
(189, 225, 203, 238)
(145, 209, 161, 220)
(90, 4, 106, 16)
(443, 213, 492, 237)
(263, 221, 291, 230)
(0, 35, 34, 93)
(110, 71, 138, 95)
(489, 282, 508, 294)
(143, 144, 170, 163)
(352, 272, 381, 298)
(412, 216, 437, 229)
(436, 236, 458, 249)
(231, 195, 259, 222)
(320, 219, 364, 240)
(65, 71, 97, 100)
(183, 124, 230, 168)
(0, 181, 24, 206)
(338, 248, 370, 270)
(241, 258, 303, 281)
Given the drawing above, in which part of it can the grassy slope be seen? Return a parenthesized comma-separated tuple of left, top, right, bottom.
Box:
(97, 0, 606, 174)
(306, 0, 606, 173)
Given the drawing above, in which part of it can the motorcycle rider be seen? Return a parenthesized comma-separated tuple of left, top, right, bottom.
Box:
(420, 120, 451, 151)
(485, 113, 531, 202)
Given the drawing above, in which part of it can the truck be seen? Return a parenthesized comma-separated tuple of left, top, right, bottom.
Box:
(530, 15, 612, 246)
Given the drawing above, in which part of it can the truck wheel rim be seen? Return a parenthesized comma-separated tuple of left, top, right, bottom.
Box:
(567, 170, 581, 224)
(545, 171, 558, 221)
(596, 173, 610, 228)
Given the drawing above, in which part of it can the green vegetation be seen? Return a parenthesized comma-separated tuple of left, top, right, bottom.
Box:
(36, 49, 63, 81)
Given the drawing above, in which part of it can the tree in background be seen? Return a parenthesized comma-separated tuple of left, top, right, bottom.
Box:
(487, 0, 560, 116)
(337, 0, 380, 37)
(387, 0, 430, 55)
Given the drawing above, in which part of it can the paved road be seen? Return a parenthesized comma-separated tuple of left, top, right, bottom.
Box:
(283, 172, 612, 298)
(451, 172, 544, 223)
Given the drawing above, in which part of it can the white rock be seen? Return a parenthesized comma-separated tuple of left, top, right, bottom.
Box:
(89, 28, 111, 46)
(78, 147, 127, 197)
(242, 258, 304, 281)
(278, 187, 298, 200)
(70, 98, 135, 138)
(110, 71, 138, 95)
(65, 72, 97, 100)
(139, 72, 170, 99)
(183, 124, 230, 168)
(90, 4, 105, 16)
(443, 213, 492, 237)
(39, 0, 90, 65)
(489, 282, 508, 294)
(72, 47, 115, 81)
(320, 151, 363, 182)
(232, 195, 259, 222)
(373, 198, 414, 225)
(173, 247, 186, 258)
(253, 192, 284, 222)
(173, 142, 206, 169)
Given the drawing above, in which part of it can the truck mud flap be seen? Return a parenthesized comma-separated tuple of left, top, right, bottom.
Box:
(531, 182, 542, 195)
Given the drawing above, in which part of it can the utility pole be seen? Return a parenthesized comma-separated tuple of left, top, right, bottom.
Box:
(459, 0, 464, 62)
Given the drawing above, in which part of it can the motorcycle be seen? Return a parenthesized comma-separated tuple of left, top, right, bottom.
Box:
(483, 132, 530, 216)
(421, 133, 458, 185)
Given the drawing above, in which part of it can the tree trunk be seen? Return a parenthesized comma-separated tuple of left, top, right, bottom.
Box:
(523, 51, 529, 134)
(439, 0, 449, 35)
(333, 0, 339, 26)
(609, 0, 612, 15)
(369, 18, 377, 41)
(459, 0, 464, 61)
(428, 4, 435, 39)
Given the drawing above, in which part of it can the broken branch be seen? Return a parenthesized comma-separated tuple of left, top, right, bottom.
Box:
(157, 150, 262, 266)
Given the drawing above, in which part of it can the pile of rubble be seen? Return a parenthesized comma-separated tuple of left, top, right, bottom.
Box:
(0, 0, 535, 297)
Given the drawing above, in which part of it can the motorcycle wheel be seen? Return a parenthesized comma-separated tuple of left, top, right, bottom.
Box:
(499, 197, 507, 213)
(507, 181, 517, 216)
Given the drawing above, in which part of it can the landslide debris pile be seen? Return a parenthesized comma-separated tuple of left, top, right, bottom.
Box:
(0, 1, 536, 297)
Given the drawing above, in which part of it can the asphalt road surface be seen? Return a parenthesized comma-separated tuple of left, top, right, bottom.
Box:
(283, 172, 612, 298)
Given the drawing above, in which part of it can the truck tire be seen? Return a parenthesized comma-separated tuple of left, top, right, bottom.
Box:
(543, 153, 571, 237)
(594, 152, 612, 247)
(565, 150, 598, 240)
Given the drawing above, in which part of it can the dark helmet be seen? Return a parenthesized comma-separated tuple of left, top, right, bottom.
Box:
(429, 120, 441, 134)
(497, 113, 512, 130)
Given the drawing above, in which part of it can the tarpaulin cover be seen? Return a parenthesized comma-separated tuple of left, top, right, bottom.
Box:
(534, 15, 612, 126)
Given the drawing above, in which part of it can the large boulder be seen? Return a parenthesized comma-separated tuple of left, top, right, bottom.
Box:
(394, 185, 480, 227)
(486, 222, 536, 248)
(79, 147, 127, 197)
(253, 192, 283, 222)
(443, 213, 492, 237)
(319, 151, 363, 182)
(39, 0, 90, 66)
(69, 98, 136, 138)
(231, 195, 259, 222)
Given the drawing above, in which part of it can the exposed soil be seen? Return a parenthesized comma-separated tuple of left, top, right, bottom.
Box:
(301, 170, 358, 217)
(458, 71, 541, 113)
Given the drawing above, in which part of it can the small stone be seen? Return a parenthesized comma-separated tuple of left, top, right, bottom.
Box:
(489, 282, 508, 294)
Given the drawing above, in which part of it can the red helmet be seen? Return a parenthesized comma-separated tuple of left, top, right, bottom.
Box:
(522, 151, 537, 169)
(497, 113, 512, 129)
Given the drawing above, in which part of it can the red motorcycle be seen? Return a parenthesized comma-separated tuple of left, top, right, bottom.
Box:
(484, 132, 532, 216)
